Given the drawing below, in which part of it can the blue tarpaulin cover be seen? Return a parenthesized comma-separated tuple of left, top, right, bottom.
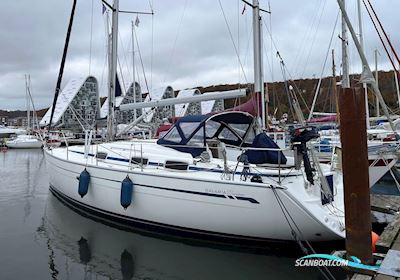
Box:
(245, 133, 287, 164)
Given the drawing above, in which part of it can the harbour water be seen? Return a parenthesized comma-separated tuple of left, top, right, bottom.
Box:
(0, 149, 345, 280)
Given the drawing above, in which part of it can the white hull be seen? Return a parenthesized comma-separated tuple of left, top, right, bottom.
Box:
(44, 144, 345, 242)
(6, 134, 43, 149)
(39, 193, 313, 279)
(6, 141, 42, 149)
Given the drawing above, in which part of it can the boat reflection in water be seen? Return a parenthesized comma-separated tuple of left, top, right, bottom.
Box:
(36, 191, 325, 280)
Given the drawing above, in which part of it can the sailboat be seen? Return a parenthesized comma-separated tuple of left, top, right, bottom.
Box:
(44, 0, 345, 242)
(6, 75, 43, 149)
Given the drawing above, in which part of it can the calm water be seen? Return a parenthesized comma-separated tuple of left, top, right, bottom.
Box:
(0, 149, 345, 280)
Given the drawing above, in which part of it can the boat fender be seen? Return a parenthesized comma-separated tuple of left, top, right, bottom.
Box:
(121, 176, 134, 209)
(78, 168, 90, 198)
(250, 175, 263, 183)
(371, 231, 379, 253)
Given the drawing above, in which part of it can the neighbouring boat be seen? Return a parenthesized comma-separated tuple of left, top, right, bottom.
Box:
(0, 125, 26, 138)
(45, 111, 345, 242)
(6, 134, 43, 149)
(313, 133, 399, 186)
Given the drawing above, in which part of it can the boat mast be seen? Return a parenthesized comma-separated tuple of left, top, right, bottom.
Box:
(107, 0, 119, 141)
(337, 0, 396, 133)
(341, 0, 350, 89)
(252, 0, 266, 129)
(131, 20, 137, 121)
(374, 49, 379, 117)
(357, 0, 370, 129)
(25, 74, 31, 133)
(332, 50, 339, 121)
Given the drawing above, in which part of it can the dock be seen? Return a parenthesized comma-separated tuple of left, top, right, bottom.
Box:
(371, 194, 400, 215)
(351, 195, 400, 280)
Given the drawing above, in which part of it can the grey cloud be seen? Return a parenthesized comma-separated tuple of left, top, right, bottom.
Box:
(0, 0, 399, 110)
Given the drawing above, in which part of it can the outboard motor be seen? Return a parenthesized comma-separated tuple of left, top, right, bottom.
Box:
(290, 127, 319, 184)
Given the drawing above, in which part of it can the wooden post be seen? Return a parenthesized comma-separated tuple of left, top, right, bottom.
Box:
(339, 87, 373, 264)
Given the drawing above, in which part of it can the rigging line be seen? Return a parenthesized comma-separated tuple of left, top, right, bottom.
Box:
(237, 0, 240, 94)
(101, 0, 113, 11)
(117, 27, 132, 91)
(150, 0, 154, 92)
(278, 54, 310, 112)
(268, 1, 276, 111)
(279, 60, 295, 120)
(292, 0, 323, 76)
(240, 0, 270, 14)
(89, 0, 94, 75)
(162, 0, 189, 84)
(299, 0, 327, 79)
(134, 27, 150, 94)
(271, 187, 335, 280)
(362, 0, 398, 74)
(309, 11, 340, 120)
(48, 0, 77, 133)
(279, 56, 310, 113)
(218, 0, 248, 83)
(366, 0, 400, 66)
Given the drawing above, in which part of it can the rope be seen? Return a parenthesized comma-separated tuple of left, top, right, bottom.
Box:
(150, 0, 154, 92)
(218, 0, 248, 83)
(89, 0, 94, 75)
(362, 0, 398, 74)
(365, 0, 400, 66)
(48, 0, 77, 133)
(162, 0, 189, 83)
(134, 28, 150, 94)
(271, 186, 336, 280)
(308, 12, 340, 120)
(299, 0, 327, 79)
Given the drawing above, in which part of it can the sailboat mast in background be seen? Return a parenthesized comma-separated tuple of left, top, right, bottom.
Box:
(107, 0, 119, 141)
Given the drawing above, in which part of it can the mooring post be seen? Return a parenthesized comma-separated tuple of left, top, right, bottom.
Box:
(339, 87, 373, 264)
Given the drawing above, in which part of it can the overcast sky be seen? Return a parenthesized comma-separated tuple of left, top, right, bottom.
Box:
(0, 0, 399, 110)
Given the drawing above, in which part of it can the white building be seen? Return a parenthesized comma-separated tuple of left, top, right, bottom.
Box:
(40, 76, 99, 130)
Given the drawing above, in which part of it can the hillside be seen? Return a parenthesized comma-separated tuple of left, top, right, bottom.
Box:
(3, 70, 399, 119)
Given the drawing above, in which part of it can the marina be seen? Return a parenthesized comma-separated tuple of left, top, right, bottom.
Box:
(1, 0, 400, 279)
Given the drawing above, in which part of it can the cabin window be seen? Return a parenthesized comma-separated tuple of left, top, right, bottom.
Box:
(96, 152, 107, 160)
(219, 127, 239, 142)
(163, 127, 182, 143)
(131, 157, 148, 165)
(165, 160, 188, 170)
(205, 120, 221, 138)
(228, 123, 249, 138)
(244, 127, 256, 144)
(187, 129, 204, 147)
(179, 122, 200, 139)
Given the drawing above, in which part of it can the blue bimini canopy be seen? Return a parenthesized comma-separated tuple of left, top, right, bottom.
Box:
(157, 115, 209, 157)
(157, 111, 261, 158)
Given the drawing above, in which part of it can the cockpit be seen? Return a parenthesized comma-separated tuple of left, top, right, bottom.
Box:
(157, 112, 257, 157)
(157, 111, 287, 165)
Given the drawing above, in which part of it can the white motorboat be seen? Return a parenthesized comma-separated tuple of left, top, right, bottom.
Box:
(6, 134, 43, 149)
(0, 125, 26, 138)
(45, 111, 345, 242)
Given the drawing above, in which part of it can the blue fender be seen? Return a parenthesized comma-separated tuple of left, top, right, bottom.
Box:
(121, 176, 134, 209)
(78, 169, 90, 198)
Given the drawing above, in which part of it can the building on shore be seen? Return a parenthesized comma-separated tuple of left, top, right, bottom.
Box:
(40, 76, 99, 131)
(100, 81, 142, 125)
